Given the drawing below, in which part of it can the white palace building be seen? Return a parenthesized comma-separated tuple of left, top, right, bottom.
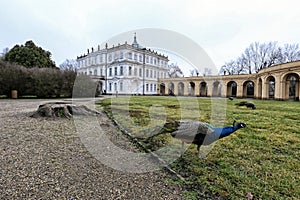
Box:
(77, 34, 169, 95)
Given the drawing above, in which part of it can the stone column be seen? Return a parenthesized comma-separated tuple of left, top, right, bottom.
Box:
(184, 83, 189, 96)
(206, 81, 212, 97)
(195, 82, 200, 96)
(165, 82, 169, 96)
(274, 76, 281, 100)
(221, 82, 227, 98)
(261, 81, 269, 100)
(236, 84, 243, 98)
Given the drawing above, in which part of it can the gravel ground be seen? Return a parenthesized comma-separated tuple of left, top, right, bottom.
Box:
(0, 99, 185, 199)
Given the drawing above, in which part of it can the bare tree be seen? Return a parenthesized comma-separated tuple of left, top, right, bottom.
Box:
(0, 47, 9, 58)
(203, 67, 212, 76)
(189, 68, 200, 77)
(219, 61, 235, 75)
(168, 63, 184, 78)
(267, 42, 282, 67)
(241, 49, 252, 74)
(59, 59, 79, 71)
(222, 41, 299, 74)
(235, 56, 248, 74)
(281, 43, 300, 63)
(219, 58, 247, 75)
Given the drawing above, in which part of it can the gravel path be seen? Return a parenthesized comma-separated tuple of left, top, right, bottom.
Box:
(0, 99, 185, 199)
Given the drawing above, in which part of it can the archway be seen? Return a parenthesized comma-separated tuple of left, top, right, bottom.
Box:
(199, 82, 207, 97)
(160, 83, 166, 95)
(168, 82, 175, 96)
(226, 81, 237, 97)
(212, 81, 221, 97)
(188, 82, 195, 96)
(178, 82, 184, 96)
(243, 81, 255, 98)
(282, 73, 300, 100)
(265, 76, 275, 99)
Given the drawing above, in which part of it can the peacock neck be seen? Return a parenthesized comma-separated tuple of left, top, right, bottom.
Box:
(219, 125, 240, 139)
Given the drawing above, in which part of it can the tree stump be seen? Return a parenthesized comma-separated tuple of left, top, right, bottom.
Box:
(30, 102, 101, 118)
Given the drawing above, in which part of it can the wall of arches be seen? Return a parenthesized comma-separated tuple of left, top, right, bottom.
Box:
(158, 61, 300, 100)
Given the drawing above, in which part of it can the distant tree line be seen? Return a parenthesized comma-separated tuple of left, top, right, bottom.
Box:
(0, 61, 76, 98)
(220, 41, 300, 75)
(0, 40, 99, 98)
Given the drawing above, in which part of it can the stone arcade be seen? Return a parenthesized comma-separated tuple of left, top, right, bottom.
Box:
(158, 61, 300, 100)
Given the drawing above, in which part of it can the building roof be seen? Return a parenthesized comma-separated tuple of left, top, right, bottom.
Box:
(77, 33, 168, 60)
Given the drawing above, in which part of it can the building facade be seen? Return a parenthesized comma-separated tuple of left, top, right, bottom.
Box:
(77, 34, 169, 95)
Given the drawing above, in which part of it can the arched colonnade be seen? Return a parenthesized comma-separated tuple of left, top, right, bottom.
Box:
(158, 61, 300, 100)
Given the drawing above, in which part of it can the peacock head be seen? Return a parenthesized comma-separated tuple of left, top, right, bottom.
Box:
(233, 120, 246, 129)
(237, 122, 246, 129)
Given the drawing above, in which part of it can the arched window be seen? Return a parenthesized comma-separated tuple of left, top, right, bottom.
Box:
(128, 52, 132, 59)
(128, 66, 132, 76)
(120, 66, 124, 75)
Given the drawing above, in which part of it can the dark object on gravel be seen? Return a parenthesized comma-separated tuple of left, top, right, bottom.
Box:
(30, 102, 100, 118)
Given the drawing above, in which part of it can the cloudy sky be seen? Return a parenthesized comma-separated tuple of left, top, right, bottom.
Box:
(1, 0, 300, 74)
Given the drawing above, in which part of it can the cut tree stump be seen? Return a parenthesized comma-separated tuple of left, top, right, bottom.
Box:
(30, 102, 101, 118)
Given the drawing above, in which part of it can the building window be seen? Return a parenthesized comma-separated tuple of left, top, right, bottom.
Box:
(100, 68, 103, 76)
(146, 56, 149, 63)
(146, 69, 149, 77)
(114, 67, 118, 76)
(89, 70, 93, 75)
(129, 66, 132, 76)
(94, 69, 97, 75)
(150, 70, 153, 78)
(150, 57, 153, 64)
(109, 83, 112, 91)
(134, 68, 137, 76)
(134, 54, 137, 61)
(108, 54, 112, 62)
(120, 52, 124, 59)
(154, 84, 157, 92)
(139, 68, 142, 77)
(109, 68, 112, 76)
(120, 81, 123, 91)
(150, 84, 153, 92)
(114, 83, 117, 92)
(154, 70, 157, 78)
(146, 84, 149, 92)
(128, 52, 132, 59)
(139, 55, 142, 62)
(120, 66, 123, 75)
(97, 55, 100, 64)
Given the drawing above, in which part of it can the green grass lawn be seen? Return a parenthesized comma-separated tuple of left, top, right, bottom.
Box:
(99, 96, 300, 199)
